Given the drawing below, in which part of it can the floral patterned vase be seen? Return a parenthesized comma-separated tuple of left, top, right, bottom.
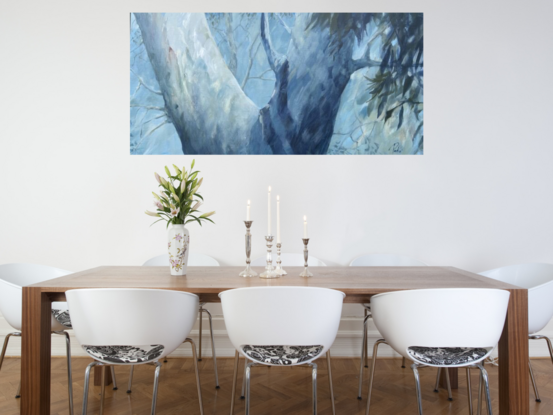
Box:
(167, 224, 190, 276)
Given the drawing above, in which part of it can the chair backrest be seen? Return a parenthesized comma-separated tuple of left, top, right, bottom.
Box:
(370, 288, 510, 364)
(0, 263, 71, 331)
(143, 252, 220, 266)
(220, 286, 344, 362)
(350, 254, 427, 266)
(480, 263, 553, 334)
(251, 253, 326, 267)
(66, 289, 199, 362)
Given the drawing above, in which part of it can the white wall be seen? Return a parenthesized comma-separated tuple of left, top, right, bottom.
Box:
(1, 0, 553, 358)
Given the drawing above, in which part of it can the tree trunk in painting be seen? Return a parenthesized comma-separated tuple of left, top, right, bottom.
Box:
(259, 14, 359, 154)
(134, 13, 419, 155)
(135, 13, 267, 154)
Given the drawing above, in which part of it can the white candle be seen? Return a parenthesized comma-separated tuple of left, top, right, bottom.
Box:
(277, 195, 281, 243)
(247, 200, 251, 221)
(268, 186, 272, 235)
(303, 215, 308, 238)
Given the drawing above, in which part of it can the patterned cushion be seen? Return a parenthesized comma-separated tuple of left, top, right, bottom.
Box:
(243, 345, 323, 365)
(83, 344, 164, 364)
(407, 346, 488, 366)
(51, 309, 72, 329)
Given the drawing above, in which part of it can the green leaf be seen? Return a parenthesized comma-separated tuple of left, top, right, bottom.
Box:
(191, 159, 195, 170)
(403, 76, 414, 96)
(397, 106, 404, 130)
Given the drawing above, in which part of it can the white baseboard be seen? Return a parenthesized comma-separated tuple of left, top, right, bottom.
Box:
(1, 314, 552, 359)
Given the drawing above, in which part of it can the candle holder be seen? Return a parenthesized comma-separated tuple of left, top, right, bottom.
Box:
(239, 221, 257, 277)
(299, 238, 313, 278)
(259, 235, 279, 279)
(274, 243, 287, 275)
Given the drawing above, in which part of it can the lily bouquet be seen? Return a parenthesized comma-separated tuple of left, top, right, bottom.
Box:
(145, 160, 215, 227)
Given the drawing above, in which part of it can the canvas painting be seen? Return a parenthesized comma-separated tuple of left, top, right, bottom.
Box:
(130, 13, 423, 155)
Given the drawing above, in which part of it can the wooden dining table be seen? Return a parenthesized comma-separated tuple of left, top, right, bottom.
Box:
(21, 265, 529, 414)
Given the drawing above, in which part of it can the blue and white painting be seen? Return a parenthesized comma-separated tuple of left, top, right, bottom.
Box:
(130, 13, 423, 155)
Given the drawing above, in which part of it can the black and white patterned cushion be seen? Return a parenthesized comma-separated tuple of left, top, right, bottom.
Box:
(51, 309, 72, 329)
(83, 344, 164, 364)
(407, 346, 488, 366)
(242, 345, 323, 365)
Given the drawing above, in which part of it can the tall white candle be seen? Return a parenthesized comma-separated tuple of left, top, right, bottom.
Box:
(277, 195, 281, 243)
(247, 200, 251, 221)
(268, 186, 272, 235)
(303, 215, 308, 238)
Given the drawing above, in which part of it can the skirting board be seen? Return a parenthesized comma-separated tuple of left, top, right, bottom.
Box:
(1, 315, 552, 358)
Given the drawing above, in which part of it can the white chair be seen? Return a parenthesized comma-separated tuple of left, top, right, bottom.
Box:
(220, 286, 344, 415)
(0, 263, 75, 415)
(366, 288, 510, 415)
(142, 252, 220, 389)
(480, 263, 553, 402)
(350, 254, 427, 399)
(251, 253, 327, 267)
(66, 288, 203, 415)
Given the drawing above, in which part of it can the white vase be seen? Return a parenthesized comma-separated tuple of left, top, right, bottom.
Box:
(167, 224, 190, 276)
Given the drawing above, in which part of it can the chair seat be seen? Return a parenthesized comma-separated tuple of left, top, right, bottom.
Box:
(243, 345, 323, 365)
(83, 344, 164, 364)
(52, 309, 72, 329)
(407, 346, 488, 366)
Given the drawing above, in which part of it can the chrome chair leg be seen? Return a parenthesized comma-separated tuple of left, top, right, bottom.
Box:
(54, 331, 74, 415)
(0, 332, 21, 398)
(245, 361, 254, 415)
(411, 363, 424, 415)
(364, 308, 369, 368)
(309, 362, 318, 415)
(111, 366, 118, 390)
(477, 363, 492, 415)
(100, 365, 106, 415)
(326, 351, 335, 415)
(151, 361, 162, 415)
(203, 307, 220, 388)
(127, 365, 134, 393)
(434, 367, 441, 392)
(402, 357, 406, 368)
(444, 367, 453, 401)
(364, 339, 386, 415)
(16, 381, 21, 399)
(432, 366, 452, 400)
(357, 314, 370, 399)
(230, 351, 240, 415)
(185, 338, 204, 415)
(198, 305, 204, 361)
(466, 367, 473, 415)
(241, 358, 247, 399)
(82, 361, 99, 415)
(477, 370, 483, 415)
(529, 360, 541, 402)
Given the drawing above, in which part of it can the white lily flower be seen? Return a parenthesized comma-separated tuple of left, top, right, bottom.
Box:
(170, 207, 180, 217)
(192, 201, 202, 211)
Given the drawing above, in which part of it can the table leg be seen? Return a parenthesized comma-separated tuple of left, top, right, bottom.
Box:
(21, 288, 52, 415)
(94, 365, 113, 386)
(499, 289, 529, 415)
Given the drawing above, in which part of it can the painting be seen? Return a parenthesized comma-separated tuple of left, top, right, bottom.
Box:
(130, 13, 423, 155)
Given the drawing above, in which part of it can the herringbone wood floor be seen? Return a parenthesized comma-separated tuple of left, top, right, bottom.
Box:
(1, 357, 552, 415)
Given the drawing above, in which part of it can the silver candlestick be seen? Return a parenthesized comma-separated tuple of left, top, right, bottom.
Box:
(299, 238, 313, 277)
(239, 221, 257, 277)
(259, 235, 279, 278)
(274, 243, 287, 275)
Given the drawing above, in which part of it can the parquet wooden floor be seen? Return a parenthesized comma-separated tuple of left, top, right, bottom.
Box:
(1, 357, 552, 415)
